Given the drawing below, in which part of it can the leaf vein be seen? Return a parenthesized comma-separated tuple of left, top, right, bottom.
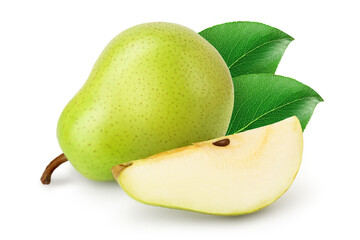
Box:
(228, 38, 292, 70)
(234, 96, 320, 133)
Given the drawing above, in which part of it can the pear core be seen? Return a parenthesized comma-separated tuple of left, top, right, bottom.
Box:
(57, 22, 234, 181)
(112, 117, 303, 215)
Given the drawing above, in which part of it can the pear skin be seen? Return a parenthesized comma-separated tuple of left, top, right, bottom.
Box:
(57, 22, 233, 181)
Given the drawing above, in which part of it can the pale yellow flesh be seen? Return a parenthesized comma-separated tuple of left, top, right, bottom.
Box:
(113, 117, 303, 215)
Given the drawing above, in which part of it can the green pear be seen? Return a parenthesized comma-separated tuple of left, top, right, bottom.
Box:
(57, 22, 234, 181)
(112, 117, 303, 215)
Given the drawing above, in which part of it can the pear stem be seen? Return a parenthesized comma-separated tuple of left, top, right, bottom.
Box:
(40, 153, 68, 185)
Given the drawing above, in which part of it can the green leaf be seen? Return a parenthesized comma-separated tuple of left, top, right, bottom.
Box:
(199, 22, 294, 77)
(226, 74, 323, 135)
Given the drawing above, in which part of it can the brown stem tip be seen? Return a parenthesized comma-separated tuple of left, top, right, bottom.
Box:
(111, 162, 133, 181)
(40, 153, 68, 185)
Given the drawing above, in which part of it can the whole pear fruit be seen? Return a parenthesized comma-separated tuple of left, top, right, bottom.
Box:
(57, 22, 233, 181)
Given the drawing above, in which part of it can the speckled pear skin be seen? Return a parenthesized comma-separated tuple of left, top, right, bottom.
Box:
(57, 22, 234, 181)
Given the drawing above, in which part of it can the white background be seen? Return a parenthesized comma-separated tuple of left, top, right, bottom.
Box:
(1, 0, 359, 239)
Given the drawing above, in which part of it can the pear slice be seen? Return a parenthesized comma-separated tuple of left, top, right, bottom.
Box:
(112, 116, 303, 215)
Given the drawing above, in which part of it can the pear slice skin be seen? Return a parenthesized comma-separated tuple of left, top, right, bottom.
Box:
(112, 116, 303, 215)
